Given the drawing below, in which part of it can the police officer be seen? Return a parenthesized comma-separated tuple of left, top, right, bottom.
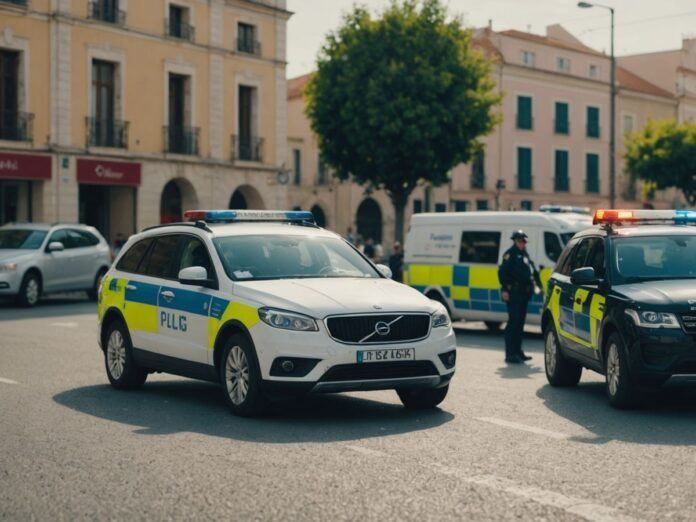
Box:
(498, 230, 542, 364)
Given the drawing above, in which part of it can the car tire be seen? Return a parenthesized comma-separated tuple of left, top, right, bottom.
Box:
(605, 332, 639, 409)
(219, 333, 268, 417)
(544, 322, 582, 387)
(484, 321, 502, 332)
(87, 268, 107, 301)
(104, 320, 148, 390)
(16, 271, 41, 308)
(397, 385, 449, 410)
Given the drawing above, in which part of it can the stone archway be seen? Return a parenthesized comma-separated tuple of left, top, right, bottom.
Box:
(356, 197, 382, 244)
(160, 178, 198, 223)
(229, 184, 265, 210)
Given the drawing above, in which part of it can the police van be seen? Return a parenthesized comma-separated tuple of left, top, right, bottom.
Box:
(543, 209, 696, 408)
(97, 210, 456, 416)
(404, 211, 592, 329)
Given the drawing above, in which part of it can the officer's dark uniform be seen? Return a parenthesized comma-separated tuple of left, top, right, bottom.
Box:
(498, 231, 542, 363)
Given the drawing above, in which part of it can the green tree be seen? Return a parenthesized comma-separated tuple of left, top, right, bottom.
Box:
(624, 118, 696, 206)
(305, 0, 501, 243)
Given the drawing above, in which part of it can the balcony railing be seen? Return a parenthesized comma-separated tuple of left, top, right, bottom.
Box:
(0, 111, 33, 142)
(0, 0, 28, 7)
(88, 1, 125, 24)
(164, 126, 200, 155)
(237, 37, 261, 55)
(86, 117, 129, 148)
(232, 135, 263, 162)
(165, 18, 195, 41)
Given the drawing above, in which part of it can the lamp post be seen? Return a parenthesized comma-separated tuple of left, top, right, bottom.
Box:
(578, 1, 616, 208)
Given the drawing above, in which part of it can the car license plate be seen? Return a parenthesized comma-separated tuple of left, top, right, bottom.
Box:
(357, 348, 415, 363)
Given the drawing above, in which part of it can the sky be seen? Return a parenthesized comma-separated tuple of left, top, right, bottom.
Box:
(286, 0, 696, 78)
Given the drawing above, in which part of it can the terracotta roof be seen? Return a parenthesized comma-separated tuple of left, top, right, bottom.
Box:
(288, 73, 311, 100)
(472, 35, 503, 62)
(498, 29, 606, 58)
(617, 66, 672, 98)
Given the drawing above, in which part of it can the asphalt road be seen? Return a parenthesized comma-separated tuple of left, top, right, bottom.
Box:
(2, 296, 696, 521)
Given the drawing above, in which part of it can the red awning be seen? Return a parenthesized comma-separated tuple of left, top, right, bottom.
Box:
(77, 158, 141, 187)
(0, 152, 52, 181)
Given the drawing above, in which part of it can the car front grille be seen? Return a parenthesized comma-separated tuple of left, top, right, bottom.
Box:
(325, 313, 431, 344)
(680, 314, 696, 334)
(319, 361, 438, 382)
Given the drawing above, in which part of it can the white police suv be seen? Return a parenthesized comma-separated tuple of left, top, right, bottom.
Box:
(98, 210, 456, 416)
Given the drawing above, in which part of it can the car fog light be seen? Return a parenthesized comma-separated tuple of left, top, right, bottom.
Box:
(281, 360, 295, 373)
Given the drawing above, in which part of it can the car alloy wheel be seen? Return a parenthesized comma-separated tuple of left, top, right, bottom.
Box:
(607, 342, 620, 397)
(225, 345, 250, 406)
(107, 329, 126, 380)
(545, 329, 557, 375)
(25, 277, 39, 306)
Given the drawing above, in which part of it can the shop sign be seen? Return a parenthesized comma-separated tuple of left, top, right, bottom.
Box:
(77, 158, 141, 186)
(0, 152, 52, 180)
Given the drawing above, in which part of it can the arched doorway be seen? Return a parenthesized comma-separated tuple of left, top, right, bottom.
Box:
(356, 198, 382, 244)
(229, 185, 265, 210)
(310, 204, 327, 228)
(160, 178, 198, 224)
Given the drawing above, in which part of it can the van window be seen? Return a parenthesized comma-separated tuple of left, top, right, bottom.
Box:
(459, 231, 501, 264)
(544, 232, 563, 262)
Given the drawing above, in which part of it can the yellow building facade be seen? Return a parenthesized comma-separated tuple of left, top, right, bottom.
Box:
(0, 0, 290, 244)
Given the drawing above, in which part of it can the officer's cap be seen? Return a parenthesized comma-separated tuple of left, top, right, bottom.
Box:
(511, 230, 528, 241)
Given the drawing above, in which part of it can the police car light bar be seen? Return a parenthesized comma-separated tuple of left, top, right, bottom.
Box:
(593, 209, 696, 225)
(183, 210, 315, 223)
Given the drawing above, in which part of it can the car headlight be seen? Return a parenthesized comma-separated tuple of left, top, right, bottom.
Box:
(431, 305, 451, 328)
(258, 307, 318, 332)
(0, 262, 17, 272)
(625, 309, 680, 329)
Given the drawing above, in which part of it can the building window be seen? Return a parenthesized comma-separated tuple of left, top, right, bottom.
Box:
(586, 153, 600, 193)
(234, 85, 262, 162)
(167, 4, 194, 41)
(453, 200, 468, 212)
(554, 149, 569, 192)
(586, 106, 600, 138)
(413, 199, 423, 214)
(520, 200, 533, 211)
(89, 60, 127, 148)
(517, 146, 532, 190)
(516, 95, 533, 130)
(434, 203, 447, 213)
(165, 73, 199, 155)
(521, 51, 535, 67)
(623, 114, 635, 134)
(556, 56, 570, 73)
(317, 156, 327, 185)
(470, 150, 485, 189)
(0, 50, 31, 142)
(237, 22, 261, 55)
(476, 199, 489, 211)
(293, 148, 301, 185)
(589, 64, 599, 79)
(554, 101, 569, 135)
(88, 0, 124, 24)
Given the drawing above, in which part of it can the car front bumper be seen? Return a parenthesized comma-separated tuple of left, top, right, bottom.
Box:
(627, 327, 696, 384)
(0, 270, 22, 295)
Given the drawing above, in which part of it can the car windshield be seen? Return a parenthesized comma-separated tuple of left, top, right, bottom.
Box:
(614, 235, 696, 281)
(213, 234, 380, 281)
(0, 229, 48, 250)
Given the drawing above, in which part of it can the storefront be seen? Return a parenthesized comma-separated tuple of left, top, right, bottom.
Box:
(77, 158, 140, 246)
(0, 152, 52, 225)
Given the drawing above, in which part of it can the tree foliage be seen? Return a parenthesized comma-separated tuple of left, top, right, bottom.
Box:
(305, 0, 501, 241)
(624, 119, 696, 206)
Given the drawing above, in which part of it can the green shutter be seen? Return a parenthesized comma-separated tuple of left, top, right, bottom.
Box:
(586, 153, 599, 193)
(555, 150, 569, 192)
(587, 107, 600, 138)
(517, 96, 532, 129)
(555, 102, 569, 134)
(517, 147, 532, 189)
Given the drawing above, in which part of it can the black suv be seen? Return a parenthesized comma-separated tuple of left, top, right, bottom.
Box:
(541, 210, 696, 408)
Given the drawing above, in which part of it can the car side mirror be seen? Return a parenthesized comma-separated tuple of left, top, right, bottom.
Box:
(178, 266, 217, 289)
(570, 267, 598, 286)
(376, 263, 392, 279)
(47, 241, 65, 252)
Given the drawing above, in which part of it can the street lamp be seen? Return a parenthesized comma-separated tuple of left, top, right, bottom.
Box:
(578, 1, 616, 208)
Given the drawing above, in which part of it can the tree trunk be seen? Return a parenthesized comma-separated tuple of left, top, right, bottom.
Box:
(392, 193, 408, 245)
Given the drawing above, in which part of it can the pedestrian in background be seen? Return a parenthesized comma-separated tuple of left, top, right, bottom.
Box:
(389, 241, 404, 282)
(498, 230, 542, 364)
(363, 237, 375, 260)
(346, 226, 354, 244)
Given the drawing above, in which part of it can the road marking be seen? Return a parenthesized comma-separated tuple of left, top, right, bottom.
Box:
(0, 377, 18, 385)
(346, 445, 388, 457)
(49, 322, 79, 328)
(430, 463, 638, 522)
(476, 417, 569, 440)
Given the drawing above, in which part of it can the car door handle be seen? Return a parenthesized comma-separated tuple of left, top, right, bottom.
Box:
(161, 290, 175, 301)
(125, 284, 137, 291)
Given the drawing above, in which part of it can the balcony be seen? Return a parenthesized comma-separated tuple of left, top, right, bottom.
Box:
(164, 126, 200, 155)
(88, 1, 125, 25)
(165, 18, 195, 41)
(86, 117, 128, 148)
(232, 135, 263, 162)
(0, 111, 33, 142)
(237, 36, 261, 55)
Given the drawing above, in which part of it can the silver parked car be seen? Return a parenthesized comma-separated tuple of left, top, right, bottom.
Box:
(0, 223, 112, 307)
